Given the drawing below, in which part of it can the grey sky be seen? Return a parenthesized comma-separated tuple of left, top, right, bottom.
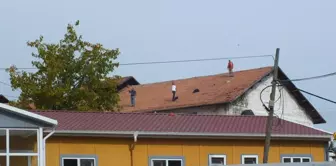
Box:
(0, 0, 335, 131)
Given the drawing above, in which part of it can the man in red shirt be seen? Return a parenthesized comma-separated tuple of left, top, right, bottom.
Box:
(227, 60, 234, 77)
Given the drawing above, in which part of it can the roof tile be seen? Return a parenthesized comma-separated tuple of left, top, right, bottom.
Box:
(118, 67, 273, 112)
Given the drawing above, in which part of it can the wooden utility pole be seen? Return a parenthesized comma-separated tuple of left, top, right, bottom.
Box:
(263, 48, 280, 163)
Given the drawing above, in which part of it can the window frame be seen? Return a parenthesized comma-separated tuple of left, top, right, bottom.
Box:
(208, 154, 227, 165)
(149, 156, 184, 166)
(241, 155, 259, 164)
(281, 156, 312, 163)
(61, 155, 97, 166)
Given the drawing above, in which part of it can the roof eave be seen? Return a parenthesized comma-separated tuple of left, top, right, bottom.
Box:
(0, 103, 58, 126)
(48, 130, 332, 141)
(277, 68, 326, 124)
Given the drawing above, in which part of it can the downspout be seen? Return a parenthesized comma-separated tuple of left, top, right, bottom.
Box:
(43, 128, 56, 166)
(130, 131, 139, 166)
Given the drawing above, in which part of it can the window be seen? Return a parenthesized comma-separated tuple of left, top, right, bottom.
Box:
(282, 157, 311, 163)
(241, 155, 258, 164)
(209, 155, 226, 165)
(0, 129, 39, 166)
(62, 156, 96, 166)
(150, 157, 183, 166)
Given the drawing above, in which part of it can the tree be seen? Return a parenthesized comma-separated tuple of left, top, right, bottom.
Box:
(7, 20, 121, 111)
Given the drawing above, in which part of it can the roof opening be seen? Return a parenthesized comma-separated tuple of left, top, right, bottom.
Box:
(241, 109, 255, 116)
(193, 89, 200, 93)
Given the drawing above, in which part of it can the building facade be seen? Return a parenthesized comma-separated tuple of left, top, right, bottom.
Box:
(45, 137, 328, 166)
(35, 110, 331, 166)
(0, 103, 332, 166)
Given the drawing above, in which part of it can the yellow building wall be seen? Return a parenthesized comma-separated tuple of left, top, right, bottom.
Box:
(45, 137, 326, 166)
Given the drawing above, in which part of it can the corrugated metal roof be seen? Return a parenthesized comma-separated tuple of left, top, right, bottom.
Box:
(34, 111, 329, 136)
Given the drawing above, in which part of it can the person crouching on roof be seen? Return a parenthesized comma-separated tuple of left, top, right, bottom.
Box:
(227, 60, 234, 77)
(172, 81, 176, 101)
(128, 86, 137, 107)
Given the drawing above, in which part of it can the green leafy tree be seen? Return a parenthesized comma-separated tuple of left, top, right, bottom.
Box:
(7, 20, 121, 111)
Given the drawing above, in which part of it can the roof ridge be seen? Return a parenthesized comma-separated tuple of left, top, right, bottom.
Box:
(132, 66, 273, 88)
(30, 110, 270, 117)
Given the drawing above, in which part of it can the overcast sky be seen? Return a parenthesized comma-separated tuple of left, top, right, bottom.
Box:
(0, 0, 335, 132)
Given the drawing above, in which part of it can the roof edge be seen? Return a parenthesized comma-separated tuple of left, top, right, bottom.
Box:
(0, 103, 58, 126)
(48, 130, 332, 141)
(277, 68, 326, 124)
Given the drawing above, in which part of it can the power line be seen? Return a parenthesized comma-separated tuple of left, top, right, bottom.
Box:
(118, 55, 273, 66)
(0, 81, 11, 87)
(297, 88, 336, 105)
(0, 55, 273, 70)
(0, 80, 22, 92)
(1, 95, 18, 98)
(280, 71, 336, 82)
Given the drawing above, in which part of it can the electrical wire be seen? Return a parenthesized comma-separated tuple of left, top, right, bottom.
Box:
(259, 84, 281, 112)
(280, 71, 336, 82)
(118, 55, 273, 66)
(0, 80, 22, 92)
(259, 84, 285, 130)
(1, 94, 18, 98)
(0, 81, 11, 87)
(0, 55, 273, 70)
(272, 87, 285, 130)
(297, 88, 336, 105)
(262, 85, 336, 129)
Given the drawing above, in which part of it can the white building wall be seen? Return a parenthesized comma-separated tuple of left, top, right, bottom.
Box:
(240, 75, 313, 126)
(161, 75, 314, 126)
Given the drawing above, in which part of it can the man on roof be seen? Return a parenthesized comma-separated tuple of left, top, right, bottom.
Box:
(172, 81, 177, 101)
(227, 60, 234, 77)
(128, 86, 137, 107)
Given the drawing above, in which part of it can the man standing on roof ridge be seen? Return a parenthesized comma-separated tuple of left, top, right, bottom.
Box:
(227, 60, 234, 77)
(172, 81, 176, 101)
(128, 86, 137, 107)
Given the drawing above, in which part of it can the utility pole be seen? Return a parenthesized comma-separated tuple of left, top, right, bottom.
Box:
(263, 48, 280, 163)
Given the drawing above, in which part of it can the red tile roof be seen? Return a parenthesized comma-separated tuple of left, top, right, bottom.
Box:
(34, 111, 330, 137)
(119, 67, 273, 113)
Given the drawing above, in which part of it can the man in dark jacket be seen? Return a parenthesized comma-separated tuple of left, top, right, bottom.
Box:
(128, 86, 137, 107)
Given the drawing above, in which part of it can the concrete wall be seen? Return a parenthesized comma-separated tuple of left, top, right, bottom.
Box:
(161, 75, 314, 126)
(45, 137, 326, 166)
(239, 75, 313, 126)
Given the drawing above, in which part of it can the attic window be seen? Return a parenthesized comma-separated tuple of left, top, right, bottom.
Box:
(193, 89, 200, 93)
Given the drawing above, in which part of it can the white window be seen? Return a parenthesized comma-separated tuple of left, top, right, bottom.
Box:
(62, 157, 96, 166)
(282, 157, 311, 163)
(241, 155, 258, 164)
(151, 158, 183, 166)
(209, 155, 226, 165)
